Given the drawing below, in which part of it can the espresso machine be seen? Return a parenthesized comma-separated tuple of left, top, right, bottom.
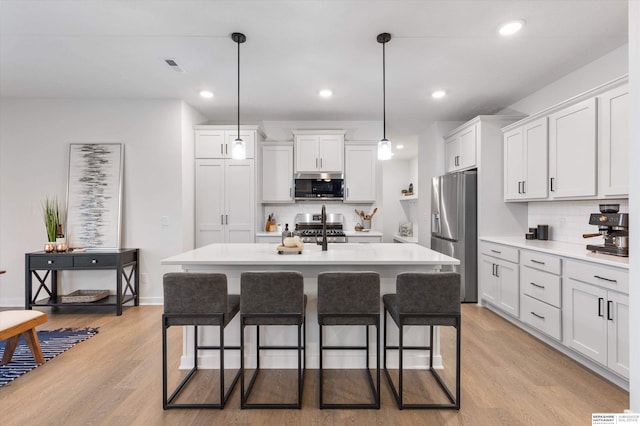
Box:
(583, 204, 629, 257)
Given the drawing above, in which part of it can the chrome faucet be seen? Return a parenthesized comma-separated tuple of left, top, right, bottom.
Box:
(320, 204, 328, 251)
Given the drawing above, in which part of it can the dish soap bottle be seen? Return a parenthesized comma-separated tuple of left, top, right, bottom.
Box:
(281, 224, 292, 245)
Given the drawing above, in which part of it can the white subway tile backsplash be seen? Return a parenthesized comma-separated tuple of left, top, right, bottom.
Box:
(262, 202, 378, 232)
(528, 199, 628, 244)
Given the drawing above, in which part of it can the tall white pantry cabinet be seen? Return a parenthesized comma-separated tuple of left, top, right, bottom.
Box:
(194, 125, 265, 247)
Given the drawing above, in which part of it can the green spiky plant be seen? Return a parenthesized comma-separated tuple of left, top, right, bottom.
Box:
(41, 196, 60, 242)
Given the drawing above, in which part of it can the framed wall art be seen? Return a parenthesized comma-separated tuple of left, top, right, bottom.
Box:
(65, 143, 124, 249)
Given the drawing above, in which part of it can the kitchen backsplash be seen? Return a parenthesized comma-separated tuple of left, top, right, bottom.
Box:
(262, 202, 378, 232)
(528, 199, 628, 245)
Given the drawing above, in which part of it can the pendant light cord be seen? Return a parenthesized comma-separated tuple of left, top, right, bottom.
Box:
(237, 36, 240, 141)
(382, 40, 386, 140)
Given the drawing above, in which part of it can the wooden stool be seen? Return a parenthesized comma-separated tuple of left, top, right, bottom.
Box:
(0, 310, 48, 365)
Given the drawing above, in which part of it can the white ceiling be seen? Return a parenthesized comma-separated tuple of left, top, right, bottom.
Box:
(0, 0, 629, 159)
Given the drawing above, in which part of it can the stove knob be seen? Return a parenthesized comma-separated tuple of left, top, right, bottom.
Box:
(599, 215, 608, 222)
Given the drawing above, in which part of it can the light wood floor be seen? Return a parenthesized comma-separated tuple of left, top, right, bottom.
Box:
(0, 304, 628, 425)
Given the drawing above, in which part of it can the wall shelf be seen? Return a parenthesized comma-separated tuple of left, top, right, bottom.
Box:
(399, 195, 418, 201)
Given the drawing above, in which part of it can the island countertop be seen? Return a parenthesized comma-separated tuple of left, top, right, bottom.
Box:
(161, 242, 460, 267)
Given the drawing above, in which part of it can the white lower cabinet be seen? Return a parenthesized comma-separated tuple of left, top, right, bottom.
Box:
(348, 235, 383, 243)
(563, 259, 629, 378)
(479, 242, 519, 317)
(480, 240, 629, 383)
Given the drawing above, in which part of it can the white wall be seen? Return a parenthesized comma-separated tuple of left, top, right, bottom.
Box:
(0, 99, 185, 306)
(261, 120, 381, 142)
(628, 0, 639, 413)
(180, 102, 207, 251)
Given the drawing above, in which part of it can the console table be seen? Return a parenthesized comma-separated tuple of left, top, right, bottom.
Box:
(25, 249, 139, 316)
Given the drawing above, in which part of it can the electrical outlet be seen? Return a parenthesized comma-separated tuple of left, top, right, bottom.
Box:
(161, 216, 170, 227)
(140, 273, 149, 285)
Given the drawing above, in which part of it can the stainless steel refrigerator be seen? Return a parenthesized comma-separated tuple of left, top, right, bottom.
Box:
(431, 171, 477, 302)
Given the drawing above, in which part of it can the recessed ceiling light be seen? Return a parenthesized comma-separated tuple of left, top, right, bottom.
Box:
(319, 89, 333, 98)
(200, 90, 214, 99)
(431, 90, 446, 99)
(396, 144, 404, 150)
(499, 20, 524, 36)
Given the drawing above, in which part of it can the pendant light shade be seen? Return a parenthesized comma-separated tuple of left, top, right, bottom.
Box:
(231, 32, 246, 160)
(377, 32, 393, 161)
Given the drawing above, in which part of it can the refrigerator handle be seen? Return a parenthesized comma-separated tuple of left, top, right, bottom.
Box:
(432, 213, 440, 233)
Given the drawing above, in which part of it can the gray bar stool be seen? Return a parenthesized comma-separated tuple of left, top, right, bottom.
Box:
(240, 271, 306, 409)
(383, 272, 461, 409)
(162, 272, 241, 409)
(317, 271, 380, 409)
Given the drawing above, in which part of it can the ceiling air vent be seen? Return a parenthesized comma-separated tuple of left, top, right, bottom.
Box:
(163, 58, 184, 72)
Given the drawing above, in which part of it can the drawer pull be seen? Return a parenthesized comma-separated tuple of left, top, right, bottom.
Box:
(47, 260, 54, 265)
(530, 312, 545, 320)
(490, 249, 501, 254)
(91, 259, 98, 264)
(598, 297, 604, 317)
(530, 260, 545, 265)
(594, 275, 617, 283)
(530, 282, 545, 289)
(607, 301, 613, 321)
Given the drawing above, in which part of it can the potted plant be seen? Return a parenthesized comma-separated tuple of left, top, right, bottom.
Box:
(41, 196, 59, 252)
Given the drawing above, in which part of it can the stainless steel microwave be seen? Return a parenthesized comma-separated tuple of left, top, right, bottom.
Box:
(294, 176, 344, 200)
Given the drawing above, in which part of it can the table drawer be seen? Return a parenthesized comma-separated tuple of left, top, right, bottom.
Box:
(30, 255, 74, 269)
(73, 255, 117, 268)
(564, 259, 628, 294)
(520, 294, 561, 341)
(520, 250, 561, 275)
(479, 241, 518, 263)
(520, 266, 561, 308)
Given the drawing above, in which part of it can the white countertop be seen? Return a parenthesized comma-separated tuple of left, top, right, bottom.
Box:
(479, 236, 629, 269)
(393, 235, 418, 244)
(162, 243, 459, 267)
(256, 230, 384, 238)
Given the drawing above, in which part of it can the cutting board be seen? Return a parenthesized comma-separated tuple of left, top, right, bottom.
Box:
(276, 245, 303, 254)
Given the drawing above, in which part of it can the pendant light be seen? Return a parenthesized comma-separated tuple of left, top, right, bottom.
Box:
(231, 32, 247, 160)
(377, 32, 393, 161)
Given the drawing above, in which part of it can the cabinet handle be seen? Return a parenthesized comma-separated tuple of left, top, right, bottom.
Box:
(221, 215, 224, 225)
(346, 188, 349, 197)
(225, 214, 228, 225)
(490, 249, 501, 254)
(530, 282, 545, 289)
(225, 144, 228, 155)
(522, 181, 526, 194)
(598, 297, 604, 317)
(316, 158, 318, 168)
(530, 312, 545, 320)
(594, 275, 617, 283)
(607, 300, 613, 321)
(47, 260, 54, 265)
(494, 264, 499, 278)
(517, 181, 521, 194)
(221, 144, 224, 155)
(91, 259, 98, 264)
(290, 187, 292, 197)
(550, 177, 555, 192)
(320, 158, 323, 168)
(530, 259, 545, 265)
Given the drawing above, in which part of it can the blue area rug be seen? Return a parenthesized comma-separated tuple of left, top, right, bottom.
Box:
(0, 328, 98, 387)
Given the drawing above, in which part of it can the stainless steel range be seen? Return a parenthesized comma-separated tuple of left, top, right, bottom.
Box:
(294, 213, 347, 243)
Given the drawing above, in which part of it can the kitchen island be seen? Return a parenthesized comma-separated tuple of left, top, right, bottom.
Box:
(161, 243, 460, 370)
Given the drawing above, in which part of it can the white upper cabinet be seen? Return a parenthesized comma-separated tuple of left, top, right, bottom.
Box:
(195, 128, 256, 159)
(504, 117, 548, 201)
(344, 144, 377, 203)
(548, 97, 597, 198)
(445, 124, 477, 173)
(262, 143, 294, 203)
(598, 84, 629, 197)
(293, 130, 345, 173)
